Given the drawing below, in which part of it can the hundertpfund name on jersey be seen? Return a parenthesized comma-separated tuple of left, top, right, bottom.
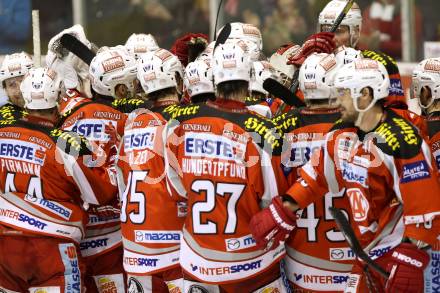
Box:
(183, 132, 246, 179)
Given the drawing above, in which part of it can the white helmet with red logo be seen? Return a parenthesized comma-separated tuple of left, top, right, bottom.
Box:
(250, 61, 274, 95)
(412, 58, 440, 109)
(0, 52, 34, 83)
(137, 49, 182, 94)
(299, 53, 339, 100)
(89, 48, 137, 97)
(125, 33, 160, 60)
(334, 45, 362, 66)
(184, 60, 214, 97)
(319, 0, 362, 47)
(218, 22, 263, 61)
(334, 59, 390, 112)
(212, 42, 251, 86)
(21, 67, 61, 110)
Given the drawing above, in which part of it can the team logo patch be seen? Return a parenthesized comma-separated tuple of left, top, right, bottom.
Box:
(188, 285, 209, 293)
(97, 276, 117, 293)
(400, 160, 430, 183)
(347, 188, 369, 222)
(127, 277, 144, 293)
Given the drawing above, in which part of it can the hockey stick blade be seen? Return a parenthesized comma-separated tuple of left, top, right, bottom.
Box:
(329, 207, 389, 279)
(214, 23, 231, 50)
(60, 34, 95, 65)
(263, 78, 305, 108)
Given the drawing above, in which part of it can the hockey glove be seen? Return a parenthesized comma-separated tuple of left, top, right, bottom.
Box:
(287, 32, 336, 67)
(249, 196, 297, 251)
(384, 243, 429, 293)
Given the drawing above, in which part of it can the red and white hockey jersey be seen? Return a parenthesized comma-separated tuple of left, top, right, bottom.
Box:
(0, 116, 114, 242)
(287, 109, 440, 256)
(275, 107, 354, 292)
(116, 105, 186, 275)
(165, 99, 288, 283)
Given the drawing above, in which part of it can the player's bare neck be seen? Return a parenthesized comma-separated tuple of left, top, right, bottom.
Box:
(223, 91, 247, 104)
(155, 94, 178, 108)
(358, 104, 384, 132)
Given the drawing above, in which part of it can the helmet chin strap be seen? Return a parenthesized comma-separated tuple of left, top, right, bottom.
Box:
(354, 96, 376, 127)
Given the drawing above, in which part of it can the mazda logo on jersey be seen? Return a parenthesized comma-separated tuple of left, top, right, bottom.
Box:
(330, 249, 344, 260)
(329, 247, 355, 261)
(225, 234, 256, 252)
(226, 239, 240, 251)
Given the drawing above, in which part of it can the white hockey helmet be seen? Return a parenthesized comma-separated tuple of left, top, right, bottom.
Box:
(334, 45, 362, 66)
(228, 22, 263, 50)
(411, 58, 440, 109)
(212, 42, 251, 86)
(137, 49, 182, 94)
(184, 60, 214, 98)
(250, 61, 274, 95)
(125, 33, 160, 60)
(21, 67, 61, 110)
(299, 53, 339, 100)
(89, 48, 137, 97)
(269, 44, 300, 79)
(319, 0, 362, 47)
(334, 59, 390, 112)
(0, 52, 34, 83)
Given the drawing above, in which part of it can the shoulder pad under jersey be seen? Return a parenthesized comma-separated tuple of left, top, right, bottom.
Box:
(245, 96, 261, 106)
(373, 109, 422, 159)
(239, 113, 283, 155)
(427, 112, 440, 139)
(164, 104, 202, 121)
(0, 104, 27, 126)
(48, 128, 92, 156)
(167, 103, 283, 154)
(273, 108, 301, 133)
(111, 98, 153, 114)
(329, 118, 356, 132)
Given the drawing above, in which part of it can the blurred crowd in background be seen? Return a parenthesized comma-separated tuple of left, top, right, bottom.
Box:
(1, 0, 440, 61)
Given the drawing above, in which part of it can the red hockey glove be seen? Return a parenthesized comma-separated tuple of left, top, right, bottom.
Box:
(385, 243, 429, 293)
(287, 32, 336, 67)
(249, 196, 297, 251)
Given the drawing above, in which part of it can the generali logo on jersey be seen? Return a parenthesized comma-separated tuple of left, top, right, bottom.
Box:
(347, 188, 369, 222)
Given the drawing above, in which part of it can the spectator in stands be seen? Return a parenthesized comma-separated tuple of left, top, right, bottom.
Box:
(0, 0, 31, 54)
(359, 0, 422, 60)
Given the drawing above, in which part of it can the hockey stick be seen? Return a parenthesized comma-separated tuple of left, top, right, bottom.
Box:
(213, 0, 224, 41)
(32, 10, 41, 67)
(263, 0, 355, 109)
(214, 22, 231, 50)
(60, 34, 96, 65)
(329, 207, 389, 278)
(328, 0, 355, 33)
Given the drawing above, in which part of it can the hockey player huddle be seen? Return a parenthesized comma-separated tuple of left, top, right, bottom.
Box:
(0, 0, 439, 292)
